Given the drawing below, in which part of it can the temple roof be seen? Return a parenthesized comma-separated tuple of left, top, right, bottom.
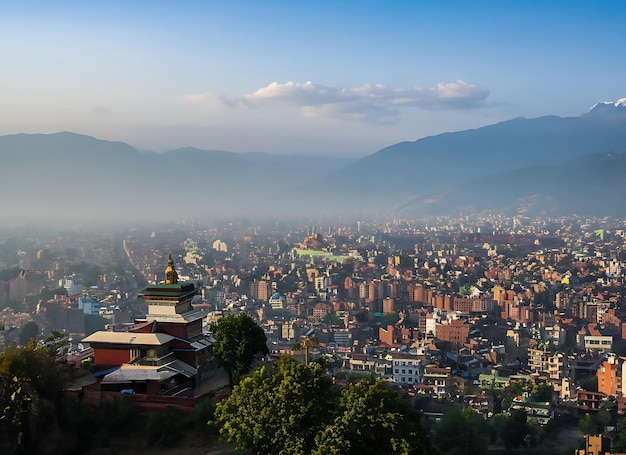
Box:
(82, 331, 174, 346)
(139, 283, 196, 299)
(99, 359, 198, 383)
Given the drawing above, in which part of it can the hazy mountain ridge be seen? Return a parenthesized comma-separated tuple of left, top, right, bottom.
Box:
(1, 101, 625, 225)
(397, 152, 626, 217)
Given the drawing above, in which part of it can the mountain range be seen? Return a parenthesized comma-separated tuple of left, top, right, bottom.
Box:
(1, 99, 625, 225)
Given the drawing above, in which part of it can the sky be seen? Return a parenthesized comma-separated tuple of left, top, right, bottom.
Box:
(1, 1, 625, 158)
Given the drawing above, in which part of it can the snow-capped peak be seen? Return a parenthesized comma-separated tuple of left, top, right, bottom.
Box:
(585, 98, 626, 114)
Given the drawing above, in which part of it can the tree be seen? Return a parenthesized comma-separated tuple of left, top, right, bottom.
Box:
(381, 312, 400, 327)
(18, 321, 39, 345)
(500, 409, 529, 451)
(214, 357, 434, 455)
(612, 417, 626, 452)
(579, 412, 599, 435)
(322, 313, 342, 326)
(211, 313, 269, 385)
(355, 310, 369, 323)
(302, 336, 319, 365)
(0, 340, 66, 451)
(433, 407, 488, 454)
(578, 375, 598, 392)
(530, 382, 553, 402)
(313, 380, 434, 455)
(214, 356, 334, 454)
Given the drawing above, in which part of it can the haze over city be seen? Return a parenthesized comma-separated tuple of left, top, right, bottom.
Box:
(2, 1, 625, 157)
(3, 4, 626, 453)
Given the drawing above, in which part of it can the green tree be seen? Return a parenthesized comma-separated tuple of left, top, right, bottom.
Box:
(214, 356, 334, 454)
(381, 312, 400, 327)
(578, 375, 598, 392)
(530, 383, 553, 402)
(215, 357, 433, 455)
(433, 407, 488, 454)
(211, 313, 269, 386)
(322, 313, 342, 326)
(313, 380, 435, 455)
(579, 412, 599, 435)
(302, 336, 319, 365)
(613, 417, 626, 452)
(0, 340, 66, 451)
(500, 409, 529, 451)
(18, 321, 39, 345)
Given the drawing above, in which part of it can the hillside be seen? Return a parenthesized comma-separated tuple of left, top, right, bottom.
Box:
(1, 99, 625, 225)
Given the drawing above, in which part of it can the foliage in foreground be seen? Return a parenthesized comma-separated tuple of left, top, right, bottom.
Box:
(214, 355, 434, 455)
(0, 336, 67, 452)
(1, 336, 218, 454)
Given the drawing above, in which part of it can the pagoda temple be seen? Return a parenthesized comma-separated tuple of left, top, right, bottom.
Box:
(82, 255, 215, 404)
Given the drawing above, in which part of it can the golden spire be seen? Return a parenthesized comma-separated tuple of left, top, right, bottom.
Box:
(164, 253, 178, 284)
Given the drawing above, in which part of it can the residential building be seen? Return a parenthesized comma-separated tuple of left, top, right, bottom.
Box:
(422, 365, 452, 397)
(527, 345, 564, 379)
(386, 352, 424, 385)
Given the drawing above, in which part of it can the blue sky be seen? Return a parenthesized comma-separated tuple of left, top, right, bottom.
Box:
(1, 1, 625, 157)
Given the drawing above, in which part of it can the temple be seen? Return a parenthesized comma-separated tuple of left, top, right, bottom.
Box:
(81, 255, 217, 410)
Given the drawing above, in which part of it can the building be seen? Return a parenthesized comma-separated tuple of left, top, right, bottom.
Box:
(269, 292, 285, 310)
(349, 354, 388, 377)
(422, 365, 452, 397)
(386, 352, 424, 385)
(212, 240, 228, 252)
(576, 434, 610, 455)
(379, 324, 396, 345)
(577, 389, 607, 412)
(250, 280, 269, 302)
(509, 394, 553, 425)
(78, 295, 101, 315)
(527, 345, 564, 379)
(59, 274, 84, 296)
(597, 354, 620, 397)
(577, 323, 614, 353)
(436, 318, 470, 344)
(382, 297, 395, 314)
(82, 255, 215, 405)
(281, 321, 295, 340)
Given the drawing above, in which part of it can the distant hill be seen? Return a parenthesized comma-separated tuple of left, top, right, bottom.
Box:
(397, 152, 626, 217)
(1, 99, 625, 225)
(0, 132, 354, 225)
(327, 100, 626, 206)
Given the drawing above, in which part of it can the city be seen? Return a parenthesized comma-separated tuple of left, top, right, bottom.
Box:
(1, 214, 625, 453)
(2, 2, 625, 454)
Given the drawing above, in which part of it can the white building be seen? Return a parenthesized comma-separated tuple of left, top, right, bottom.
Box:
(386, 352, 425, 385)
(59, 275, 84, 296)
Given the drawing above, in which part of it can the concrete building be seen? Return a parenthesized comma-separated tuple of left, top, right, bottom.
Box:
(527, 345, 564, 379)
(386, 352, 424, 385)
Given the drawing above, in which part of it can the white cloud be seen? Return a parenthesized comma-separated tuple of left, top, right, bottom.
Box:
(187, 80, 489, 122)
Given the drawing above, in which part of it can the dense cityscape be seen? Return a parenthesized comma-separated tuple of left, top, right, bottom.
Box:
(2, 3, 626, 454)
(1, 214, 625, 453)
